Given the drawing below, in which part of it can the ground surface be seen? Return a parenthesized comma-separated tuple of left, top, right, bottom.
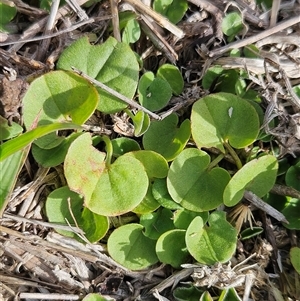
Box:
(0, 0, 300, 300)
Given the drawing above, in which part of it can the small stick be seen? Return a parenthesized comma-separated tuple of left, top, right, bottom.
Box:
(71, 67, 161, 120)
(209, 15, 300, 57)
(124, 0, 184, 38)
(0, 17, 110, 47)
(243, 190, 288, 224)
(110, 0, 121, 41)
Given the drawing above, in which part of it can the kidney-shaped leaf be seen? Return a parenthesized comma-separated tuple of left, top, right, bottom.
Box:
(45, 186, 109, 243)
(23, 70, 99, 127)
(143, 113, 191, 161)
(223, 155, 278, 207)
(123, 150, 169, 179)
(65, 133, 149, 216)
(290, 247, 300, 275)
(156, 229, 189, 268)
(65, 133, 106, 202)
(107, 223, 158, 270)
(138, 71, 172, 111)
(157, 64, 184, 95)
(167, 148, 231, 212)
(87, 154, 149, 216)
(191, 93, 260, 152)
(57, 36, 139, 113)
(186, 211, 238, 264)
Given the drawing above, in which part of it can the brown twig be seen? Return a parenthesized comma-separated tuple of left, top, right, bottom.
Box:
(209, 15, 300, 57)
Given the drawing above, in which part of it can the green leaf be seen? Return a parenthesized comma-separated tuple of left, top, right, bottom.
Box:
(173, 209, 209, 230)
(186, 212, 238, 265)
(143, 113, 191, 161)
(0, 150, 28, 215)
(111, 137, 140, 157)
(0, 1, 17, 30)
(107, 223, 158, 270)
(45, 186, 109, 242)
(88, 154, 149, 216)
(65, 133, 149, 216)
(32, 132, 82, 167)
(140, 208, 174, 240)
(200, 291, 214, 301)
(173, 285, 203, 301)
(282, 198, 300, 230)
(218, 288, 242, 301)
(23, 70, 98, 148)
(23, 70, 98, 127)
(0, 123, 82, 162)
(57, 36, 139, 113)
(156, 229, 189, 268)
(132, 185, 160, 214)
(126, 110, 150, 137)
(123, 150, 169, 179)
(191, 93, 260, 152)
(0, 117, 23, 140)
(153, 0, 188, 24)
(138, 71, 172, 111)
(223, 155, 278, 207)
(285, 161, 300, 191)
(222, 12, 244, 37)
(167, 148, 230, 212)
(240, 227, 263, 240)
(157, 64, 184, 95)
(64, 133, 106, 202)
(152, 178, 182, 210)
(202, 66, 224, 90)
(82, 293, 112, 301)
(290, 247, 300, 275)
(122, 18, 141, 44)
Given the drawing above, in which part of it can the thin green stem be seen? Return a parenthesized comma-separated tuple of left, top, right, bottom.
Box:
(224, 142, 243, 169)
(102, 135, 113, 167)
(207, 153, 224, 171)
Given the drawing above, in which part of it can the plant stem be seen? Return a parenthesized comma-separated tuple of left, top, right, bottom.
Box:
(102, 135, 113, 167)
(224, 142, 243, 169)
(207, 153, 224, 170)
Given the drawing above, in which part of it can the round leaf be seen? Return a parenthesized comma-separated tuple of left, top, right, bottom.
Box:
(157, 64, 184, 95)
(111, 137, 140, 157)
(45, 186, 109, 242)
(87, 155, 149, 216)
(167, 148, 231, 212)
(156, 229, 189, 268)
(140, 208, 174, 240)
(32, 132, 82, 167)
(65, 133, 106, 203)
(152, 178, 182, 210)
(123, 150, 169, 178)
(138, 72, 172, 111)
(282, 198, 300, 230)
(122, 18, 141, 44)
(173, 209, 209, 230)
(285, 161, 300, 191)
(290, 247, 300, 275)
(191, 93, 260, 152)
(223, 155, 278, 207)
(23, 70, 99, 148)
(107, 223, 158, 270)
(23, 70, 99, 127)
(186, 212, 238, 264)
(57, 36, 139, 113)
(143, 113, 191, 161)
(222, 12, 244, 37)
(153, 0, 188, 24)
(0, 2, 17, 29)
(132, 185, 160, 214)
